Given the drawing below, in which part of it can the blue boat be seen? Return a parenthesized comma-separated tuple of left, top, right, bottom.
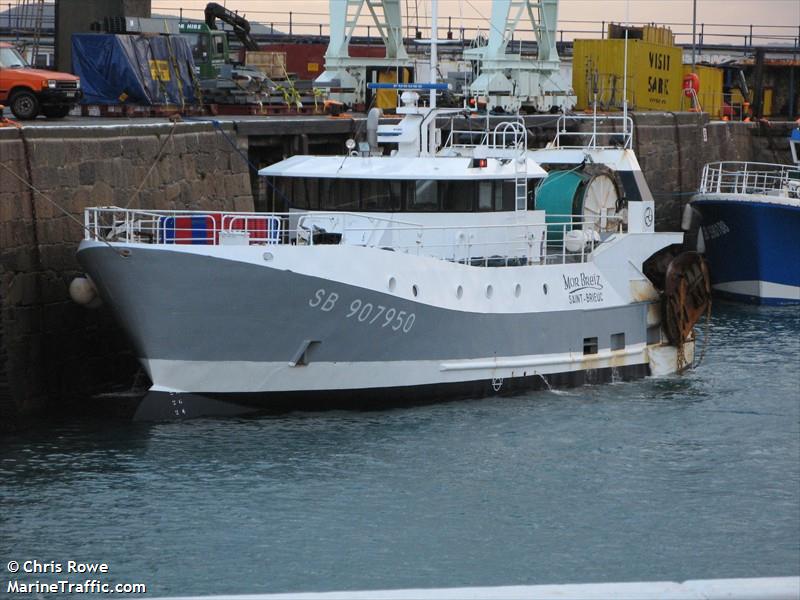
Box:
(691, 131, 800, 305)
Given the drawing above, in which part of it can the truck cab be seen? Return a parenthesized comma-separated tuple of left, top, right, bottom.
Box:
(0, 42, 82, 119)
(180, 21, 228, 79)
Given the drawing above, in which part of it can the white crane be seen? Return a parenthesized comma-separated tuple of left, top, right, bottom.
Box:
(465, 0, 575, 113)
(315, 0, 413, 107)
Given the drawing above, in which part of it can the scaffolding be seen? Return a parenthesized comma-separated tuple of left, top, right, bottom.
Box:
(9, 0, 46, 66)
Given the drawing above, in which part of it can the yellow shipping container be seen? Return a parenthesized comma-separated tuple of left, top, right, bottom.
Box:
(680, 64, 723, 117)
(573, 38, 682, 112)
(642, 25, 675, 46)
(763, 87, 773, 117)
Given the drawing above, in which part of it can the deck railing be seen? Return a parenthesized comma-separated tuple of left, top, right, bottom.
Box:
(551, 115, 634, 150)
(442, 117, 528, 157)
(84, 207, 624, 266)
(699, 161, 800, 195)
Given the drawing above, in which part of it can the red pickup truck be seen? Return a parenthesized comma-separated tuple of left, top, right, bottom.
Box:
(0, 42, 82, 119)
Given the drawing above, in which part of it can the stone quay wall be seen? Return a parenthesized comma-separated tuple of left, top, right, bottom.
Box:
(0, 122, 253, 429)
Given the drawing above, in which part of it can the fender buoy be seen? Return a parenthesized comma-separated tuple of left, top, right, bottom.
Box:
(69, 276, 102, 309)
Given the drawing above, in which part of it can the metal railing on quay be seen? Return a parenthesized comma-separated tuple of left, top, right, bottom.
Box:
(84, 207, 624, 267)
(146, 4, 800, 47)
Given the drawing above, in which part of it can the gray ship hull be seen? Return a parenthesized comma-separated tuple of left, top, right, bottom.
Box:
(78, 243, 665, 420)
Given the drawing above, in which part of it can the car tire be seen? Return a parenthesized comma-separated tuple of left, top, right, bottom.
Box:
(43, 106, 71, 119)
(9, 90, 39, 120)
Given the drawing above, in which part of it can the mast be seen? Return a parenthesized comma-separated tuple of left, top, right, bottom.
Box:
(430, 0, 438, 108)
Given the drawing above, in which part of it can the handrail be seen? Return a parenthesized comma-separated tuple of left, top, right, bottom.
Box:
(442, 116, 527, 155)
(552, 115, 634, 150)
(699, 161, 800, 195)
(84, 207, 626, 267)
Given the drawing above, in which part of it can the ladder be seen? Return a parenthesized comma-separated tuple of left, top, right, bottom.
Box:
(515, 149, 528, 211)
(490, 120, 528, 212)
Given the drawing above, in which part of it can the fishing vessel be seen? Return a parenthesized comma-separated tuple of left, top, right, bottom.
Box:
(74, 89, 710, 420)
(690, 126, 800, 305)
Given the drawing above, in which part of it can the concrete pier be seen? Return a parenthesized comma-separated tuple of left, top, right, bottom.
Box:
(152, 576, 800, 600)
(0, 112, 795, 427)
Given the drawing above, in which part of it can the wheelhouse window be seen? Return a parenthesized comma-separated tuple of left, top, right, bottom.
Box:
(439, 180, 474, 212)
(411, 180, 438, 211)
(266, 176, 524, 212)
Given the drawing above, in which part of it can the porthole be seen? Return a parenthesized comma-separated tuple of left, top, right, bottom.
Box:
(388, 277, 396, 292)
(262, 252, 274, 261)
(486, 285, 493, 299)
(456, 285, 463, 299)
(514, 283, 522, 298)
(412, 284, 419, 297)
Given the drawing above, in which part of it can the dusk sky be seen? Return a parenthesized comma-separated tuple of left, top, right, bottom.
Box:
(152, 0, 800, 43)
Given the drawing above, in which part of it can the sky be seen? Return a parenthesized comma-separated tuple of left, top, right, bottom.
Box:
(150, 0, 800, 45)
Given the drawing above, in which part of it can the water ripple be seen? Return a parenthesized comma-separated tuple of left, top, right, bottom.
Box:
(1, 302, 798, 596)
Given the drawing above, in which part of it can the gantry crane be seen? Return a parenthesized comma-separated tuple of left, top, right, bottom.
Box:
(465, 0, 575, 113)
(315, 0, 413, 108)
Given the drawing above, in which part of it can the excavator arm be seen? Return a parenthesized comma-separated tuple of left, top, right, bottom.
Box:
(204, 2, 260, 52)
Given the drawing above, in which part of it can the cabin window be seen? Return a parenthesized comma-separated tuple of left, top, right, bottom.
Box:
(439, 180, 475, 212)
(361, 179, 382, 210)
(583, 336, 598, 355)
(334, 179, 360, 210)
(477, 181, 504, 211)
(527, 179, 538, 210)
(319, 179, 333, 209)
(269, 176, 525, 213)
(389, 180, 406, 210)
(214, 37, 225, 56)
(411, 180, 438, 211)
(478, 181, 493, 211)
(502, 181, 516, 211)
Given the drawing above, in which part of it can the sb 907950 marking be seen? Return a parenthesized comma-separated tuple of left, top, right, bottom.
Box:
(309, 289, 416, 333)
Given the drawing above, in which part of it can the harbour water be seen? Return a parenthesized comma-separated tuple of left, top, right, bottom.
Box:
(1, 301, 798, 597)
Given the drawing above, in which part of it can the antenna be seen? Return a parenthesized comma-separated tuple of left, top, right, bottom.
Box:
(622, 0, 630, 134)
(429, 0, 438, 155)
(592, 70, 599, 148)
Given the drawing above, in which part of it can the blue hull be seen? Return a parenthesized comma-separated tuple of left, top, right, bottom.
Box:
(692, 197, 800, 305)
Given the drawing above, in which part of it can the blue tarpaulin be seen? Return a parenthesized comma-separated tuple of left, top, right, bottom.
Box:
(72, 34, 198, 105)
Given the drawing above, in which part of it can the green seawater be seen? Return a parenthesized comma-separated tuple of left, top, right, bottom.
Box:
(1, 301, 798, 597)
